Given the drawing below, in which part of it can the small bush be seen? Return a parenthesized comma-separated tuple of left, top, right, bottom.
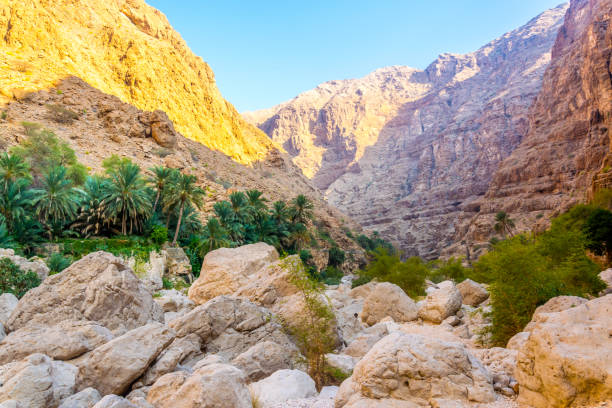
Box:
(45, 104, 79, 124)
(149, 225, 168, 246)
(1, 111, 7, 120)
(327, 246, 345, 268)
(358, 248, 427, 298)
(428, 257, 468, 283)
(162, 277, 174, 289)
(351, 275, 372, 288)
(319, 266, 343, 285)
(0, 258, 41, 298)
(47, 253, 71, 274)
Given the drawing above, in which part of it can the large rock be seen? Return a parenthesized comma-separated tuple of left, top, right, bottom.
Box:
(417, 280, 462, 324)
(524, 295, 587, 332)
(456, 279, 489, 306)
(138, 334, 201, 386)
(0, 294, 17, 327)
(515, 295, 612, 408)
(360, 282, 417, 326)
(249, 369, 317, 408)
(0, 353, 78, 408)
(188, 243, 279, 304)
(169, 295, 296, 360)
(74, 323, 175, 396)
(335, 332, 495, 407)
(600, 268, 612, 294)
(231, 341, 295, 382)
(92, 395, 137, 408)
(58, 388, 101, 408)
(146, 363, 252, 408)
(162, 246, 192, 281)
(344, 321, 397, 358)
(0, 249, 49, 280)
(326, 286, 366, 345)
(6, 252, 163, 334)
(0, 320, 113, 365)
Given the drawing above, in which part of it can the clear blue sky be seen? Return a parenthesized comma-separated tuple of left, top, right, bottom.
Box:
(147, 1, 566, 112)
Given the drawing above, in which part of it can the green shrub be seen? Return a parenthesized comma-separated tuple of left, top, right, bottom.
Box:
(583, 208, 612, 260)
(47, 253, 71, 274)
(327, 246, 345, 268)
(319, 265, 343, 285)
(428, 257, 468, 283)
(162, 277, 174, 289)
(149, 225, 168, 246)
(357, 248, 427, 298)
(45, 104, 79, 124)
(351, 275, 372, 288)
(0, 258, 40, 298)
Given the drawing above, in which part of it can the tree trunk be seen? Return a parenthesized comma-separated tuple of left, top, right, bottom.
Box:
(122, 211, 127, 235)
(152, 191, 160, 213)
(172, 201, 184, 245)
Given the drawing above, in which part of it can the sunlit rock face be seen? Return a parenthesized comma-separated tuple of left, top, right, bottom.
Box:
(246, 4, 568, 257)
(0, 0, 275, 164)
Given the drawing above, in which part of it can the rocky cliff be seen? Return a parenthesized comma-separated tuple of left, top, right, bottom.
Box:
(246, 5, 568, 258)
(451, 0, 612, 256)
(0, 0, 275, 163)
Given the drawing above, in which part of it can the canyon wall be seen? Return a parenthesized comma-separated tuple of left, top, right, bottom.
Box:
(451, 0, 612, 257)
(246, 5, 568, 257)
(0, 0, 275, 163)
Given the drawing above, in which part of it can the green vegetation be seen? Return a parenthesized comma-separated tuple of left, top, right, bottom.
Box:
(0, 258, 40, 298)
(47, 253, 71, 274)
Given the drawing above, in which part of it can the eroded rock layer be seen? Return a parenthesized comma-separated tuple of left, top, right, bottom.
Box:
(453, 0, 612, 256)
(246, 5, 568, 257)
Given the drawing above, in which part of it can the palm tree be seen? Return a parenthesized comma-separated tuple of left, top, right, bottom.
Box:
(149, 166, 174, 213)
(0, 153, 30, 188)
(494, 211, 515, 238)
(246, 189, 268, 216)
(31, 166, 83, 238)
(270, 201, 290, 225)
(229, 191, 251, 224)
(164, 173, 205, 245)
(213, 200, 242, 243)
(290, 194, 314, 224)
(0, 178, 33, 232)
(198, 217, 231, 255)
(103, 161, 152, 235)
(72, 175, 112, 237)
(285, 222, 311, 250)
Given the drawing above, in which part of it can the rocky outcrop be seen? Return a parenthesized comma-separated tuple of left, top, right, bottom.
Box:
(6, 252, 163, 334)
(360, 283, 417, 326)
(455, 0, 612, 253)
(188, 243, 280, 305)
(0, 248, 49, 280)
(248, 369, 317, 408)
(515, 295, 612, 407)
(335, 332, 495, 407)
(146, 363, 252, 408)
(456, 279, 489, 307)
(168, 295, 297, 360)
(0, 353, 78, 408)
(0, 320, 114, 365)
(0, 0, 276, 164)
(58, 388, 101, 408)
(247, 5, 568, 257)
(231, 341, 295, 382)
(73, 323, 175, 396)
(417, 280, 462, 323)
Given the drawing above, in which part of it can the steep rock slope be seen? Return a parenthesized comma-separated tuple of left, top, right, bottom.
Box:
(246, 5, 568, 257)
(452, 0, 612, 256)
(0, 0, 274, 163)
(0, 77, 366, 270)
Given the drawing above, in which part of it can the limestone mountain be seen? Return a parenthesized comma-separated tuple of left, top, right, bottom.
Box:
(245, 5, 569, 258)
(0, 0, 275, 164)
(452, 0, 612, 257)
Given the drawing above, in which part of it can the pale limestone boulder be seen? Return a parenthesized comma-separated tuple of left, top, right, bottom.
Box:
(342, 397, 419, 408)
(146, 363, 252, 408)
(191, 354, 227, 371)
(0, 250, 49, 281)
(58, 388, 101, 408)
(343, 322, 392, 358)
(162, 246, 192, 281)
(231, 341, 295, 382)
(515, 295, 612, 408)
(349, 282, 378, 300)
(153, 289, 194, 313)
(0, 401, 24, 408)
(524, 295, 587, 331)
(0, 320, 113, 365)
(335, 332, 495, 407)
(6, 252, 163, 334)
(92, 395, 137, 408)
(74, 323, 175, 396)
(456, 279, 489, 306)
(188, 243, 279, 304)
(360, 282, 417, 326)
(138, 334, 201, 386)
(325, 353, 357, 374)
(127, 251, 165, 292)
(320, 386, 339, 400)
(326, 286, 365, 345)
(0, 353, 78, 408)
(0, 293, 18, 326)
(599, 268, 612, 288)
(417, 280, 462, 324)
(506, 331, 530, 351)
(249, 369, 317, 408)
(0, 323, 4, 342)
(168, 295, 296, 360)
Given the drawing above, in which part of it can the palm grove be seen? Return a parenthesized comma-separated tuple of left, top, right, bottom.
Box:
(0, 125, 339, 282)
